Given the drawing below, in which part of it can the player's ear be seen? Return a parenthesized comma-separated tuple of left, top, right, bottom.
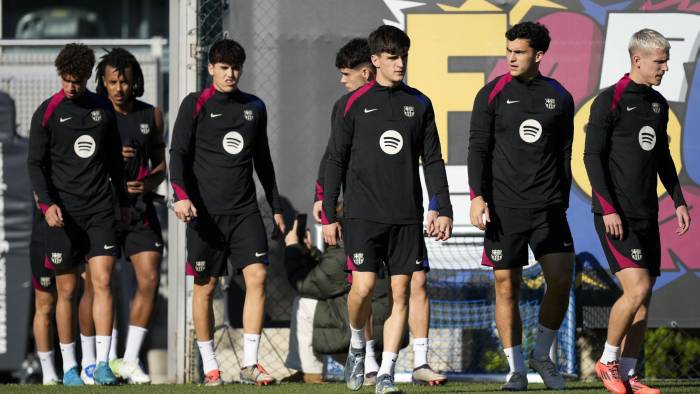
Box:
(534, 50, 544, 64)
(207, 63, 215, 77)
(371, 54, 381, 68)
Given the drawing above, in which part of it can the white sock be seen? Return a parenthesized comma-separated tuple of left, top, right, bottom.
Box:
(504, 346, 526, 374)
(413, 338, 429, 368)
(365, 340, 379, 374)
(600, 342, 621, 364)
(243, 333, 260, 367)
(619, 357, 637, 381)
(109, 328, 118, 361)
(59, 342, 78, 372)
(533, 324, 557, 359)
(95, 335, 112, 363)
(38, 350, 59, 383)
(350, 326, 365, 350)
(197, 340, 219, 374)
(123, 325, 148, 363)
(79, 335, 96, 368)
(377, 352, 397, 377)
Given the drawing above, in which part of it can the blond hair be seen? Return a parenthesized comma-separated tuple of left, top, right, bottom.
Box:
(628, 29, 670, 55)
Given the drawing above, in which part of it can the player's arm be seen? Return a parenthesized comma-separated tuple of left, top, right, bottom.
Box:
(143, 107, 166, 193)
(27, 106, 61, 226)
(467, 87, 494, 230)
(560, 93, 574, 208)
(656, 103, 690, 235)
(169, 95, 197, 222)
(322, 98, 352, 244)
(584, 93, 624, 238)
(313, 99, 342, 223)
(105, 113, 130, 208)
(252, 102, 285, 233)
(421, 99, 452, 240)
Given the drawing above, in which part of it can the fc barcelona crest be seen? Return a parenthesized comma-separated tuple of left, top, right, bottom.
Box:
(353, 253, 364, 266)
(403, 106, 414, 118)
(545, 98, 556, 110)
(631, 249, 643, 261)
(244, 109, 254, 121)
(491, 249, 503, 262)
(140, 123, 150, 135)
(652, 102, 661, 114)
(91, 110, 102, 122)
(50, 252, 63, 265)
(40, 276, 52, 287)
(195, 260, 206, 272)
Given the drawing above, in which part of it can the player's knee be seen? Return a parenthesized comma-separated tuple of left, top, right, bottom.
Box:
(410, 272, 427, 292)
(244, 264, 267, 287)
(137, 272, 159, 295)
(194, 278, 217, 297)
(494, 276, 519, 299)
(391, 282, 410, 307)
(624, 284, 651, 307)
(35, 297, 55, 317)
(90, 271, 112, 292)
(351, 282, 374, 300)
(547, 274, 572, 293)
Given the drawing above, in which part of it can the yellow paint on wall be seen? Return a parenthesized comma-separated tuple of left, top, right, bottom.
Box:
(407, 13, 507, 161)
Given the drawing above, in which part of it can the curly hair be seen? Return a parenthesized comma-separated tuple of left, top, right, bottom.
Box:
(95, 47, 144, 98)
(54, 43, 95, 80)
(505, 22, 551, 53)
(208, 39, 246, 67)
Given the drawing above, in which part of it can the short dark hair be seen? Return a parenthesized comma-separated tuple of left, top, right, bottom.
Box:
(368, 25, 410, 56)
(335, 38, 372, 69)
(208, 39, 246, 67)
(506, 22, 551, 53)
(54, 43, 95, 80)
(95, 48, 145, 98)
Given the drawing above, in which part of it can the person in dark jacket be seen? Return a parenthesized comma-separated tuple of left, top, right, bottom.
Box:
(283, 218, 395, 383)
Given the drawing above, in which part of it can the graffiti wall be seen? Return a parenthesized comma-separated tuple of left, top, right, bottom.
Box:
(226, 0, 700, 326)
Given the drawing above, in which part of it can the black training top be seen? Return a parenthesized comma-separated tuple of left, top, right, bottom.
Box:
(468, 73, 574, 209)
(169, 86, 282, 215)
(322, 80, 452, 224)
(28, 90, 128, 215)
(584, 73, 685, 219)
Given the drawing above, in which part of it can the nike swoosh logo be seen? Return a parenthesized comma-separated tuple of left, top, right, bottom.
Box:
(564, 242, 573, 247)
(210, 113, 223, 118)
(104, 245, 116, 250)
(364, 108, 378, 113)
(627, 107, 636, 111)
(255, 252, 267, 257)
(155, 242, 162, 247)
(60, 117, 72, 122)
(506, 100, 519, 104)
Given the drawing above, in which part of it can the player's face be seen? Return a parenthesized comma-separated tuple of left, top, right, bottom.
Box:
(506, 39, 543, 80)
(633, 48, 669, 86)
(60, 74, 87, 100)
(208, 62, 241, 93)
(338, 66, 370, 92)
(371, 52, 407, 85)
(103, 65, 134, 106)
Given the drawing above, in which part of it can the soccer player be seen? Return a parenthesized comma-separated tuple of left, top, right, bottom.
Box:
(170, 38, 285, 386)
(584, 29, 690, 394)
(27, 43, 130, 386)
(322, 26, 453, 394)
(314, 37, 447, 387)
(30, 198, 61, 385)
(85, 47, 165, 384)
(468, 22, 575, 391)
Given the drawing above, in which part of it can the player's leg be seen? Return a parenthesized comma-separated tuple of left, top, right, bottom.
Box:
(55, 269, 83, 385)
(78, 268, 96, 384)
(86, 255, 117, 384)
(375, 273, 410, 393)
(409, 268, 446, 385)
(34, 288, 59, 385)
(364, 314, 379, 385)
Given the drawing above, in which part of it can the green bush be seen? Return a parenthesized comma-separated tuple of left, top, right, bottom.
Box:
(644, 327, 700, 378)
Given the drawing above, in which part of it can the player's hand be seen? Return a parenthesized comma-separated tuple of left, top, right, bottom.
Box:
(120, 206, 132, 225)
(122, 145, 136, 161)
(312, 200, 323, 223)
(127, 180, 145, 194)
(45, 204, 64, 227)
(323, 222, 342, 246)
(173, 199, 197, 223)
(676, 205, 691, 236)
(285, 219, 299, 246)
(434, 216, 453, 241)
(469, 196, 490, 231)
(425, 210, 439, 235)
(273, 213, 286, 234)
(603, 212, 624, 239)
